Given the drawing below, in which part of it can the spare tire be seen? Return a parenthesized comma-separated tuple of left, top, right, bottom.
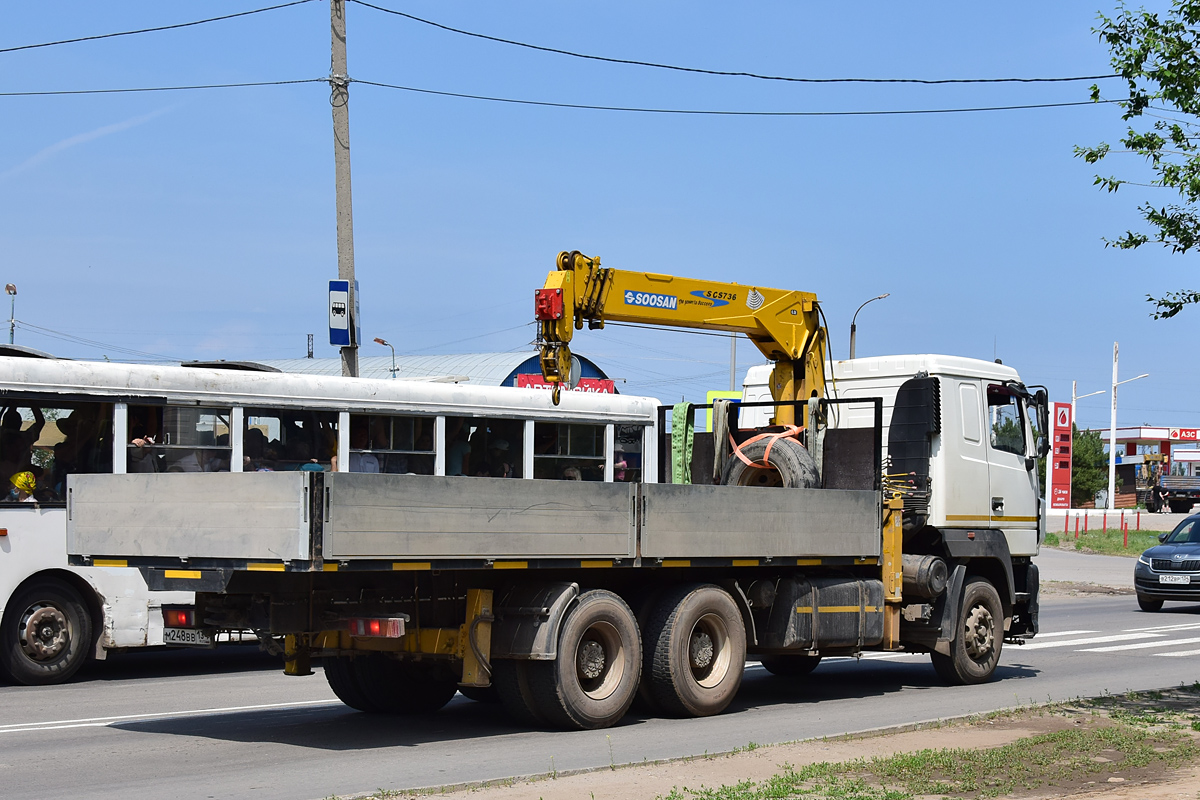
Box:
(720, 436, 818, 489)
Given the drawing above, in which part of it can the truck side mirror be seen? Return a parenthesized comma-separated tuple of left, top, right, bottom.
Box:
(1034, 389, 1050, 458)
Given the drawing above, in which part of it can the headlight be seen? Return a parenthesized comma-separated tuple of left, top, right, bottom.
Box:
(1138, 554, 1151, 566)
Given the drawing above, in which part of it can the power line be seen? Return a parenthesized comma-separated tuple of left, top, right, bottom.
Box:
(354, 79, 1113, 117)
(349, 0, 1117, 86)
(0, 78, 325, 97)
(15, 320, 181, 361)
(0, 0, 317, 55)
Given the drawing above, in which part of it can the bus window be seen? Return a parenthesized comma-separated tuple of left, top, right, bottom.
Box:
(614, 425, 644, 482)
(1, 402, 113, 503)
(347, 414, 435, 474)
(128, 406, 233, 473)
(243, 409, 337, 472)
(534, 422, 605, 481)
(447, 416, 523, 478)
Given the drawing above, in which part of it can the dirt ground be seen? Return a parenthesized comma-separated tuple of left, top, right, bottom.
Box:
(387, 702, 1200, 800)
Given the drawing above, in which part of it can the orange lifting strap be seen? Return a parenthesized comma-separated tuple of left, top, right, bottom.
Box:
(729, 425, 804, 469)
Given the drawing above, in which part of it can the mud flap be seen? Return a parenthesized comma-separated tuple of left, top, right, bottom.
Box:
(491, 582, 579, 660)
(933, 564, 966, 657)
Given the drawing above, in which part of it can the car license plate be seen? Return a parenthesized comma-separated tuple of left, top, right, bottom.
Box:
(1159, 574, 1191, 585)
(164, 627, 214, 646)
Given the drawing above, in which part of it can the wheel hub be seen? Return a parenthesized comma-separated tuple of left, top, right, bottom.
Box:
(689, 630, 714, 670)
(964, 603, 995, 661)
(578, 639, 606, 681)
(20, 604, 69, 661)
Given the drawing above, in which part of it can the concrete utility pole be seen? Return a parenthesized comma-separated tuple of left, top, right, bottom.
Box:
(1106, 341, 1150, 511)
(330, 0, 358, 377)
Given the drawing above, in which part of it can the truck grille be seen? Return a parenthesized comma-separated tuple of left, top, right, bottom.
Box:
(1152, 558, 1200, 571)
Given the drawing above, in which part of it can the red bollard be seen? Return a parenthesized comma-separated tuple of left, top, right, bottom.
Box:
(1103, 511, 1107, 530)
(1064, 512, 1070, 533)
(1084, 513, 1088, 533)
(1124, 522, 1128, 548)
(1075, 515, 1080, 539)
(1137, 511, 1141, 531)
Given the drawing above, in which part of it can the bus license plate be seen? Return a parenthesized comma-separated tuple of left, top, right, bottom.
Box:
(164, 627, 214, 646)
(1159, 574, 1191, 585)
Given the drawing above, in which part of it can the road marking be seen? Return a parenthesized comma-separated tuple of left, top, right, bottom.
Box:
(1079, 636, 1200, 653)
(1019, 632, 1163, 650)
(0, 699, 340, 735)
(1156, 649, 1200, 657)
(1128, 621, 1200, 634)
(1029, 630, 1098, 638)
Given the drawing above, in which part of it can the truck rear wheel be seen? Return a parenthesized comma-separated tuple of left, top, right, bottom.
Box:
(323, 655, 378, 712)
(527, 590, 641, 730)
(930, 577, 1003, 686)
(644, 584, 746, 717)
(0, 579, 93, 686)
(1169, 499, 1193, 514)
(493, 659, 547, 726)
(352, 655, 459, 714)
(759, 654, 822, 678)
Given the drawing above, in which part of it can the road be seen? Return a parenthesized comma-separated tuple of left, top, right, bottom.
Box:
(3, 562, 1196, 800)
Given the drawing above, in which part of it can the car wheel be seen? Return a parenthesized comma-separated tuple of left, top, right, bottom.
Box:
(1137, 595, 1164, 613)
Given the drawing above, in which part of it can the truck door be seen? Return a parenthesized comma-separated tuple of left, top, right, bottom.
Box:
(946, 380, 992, 524)
(985, 384, 1039, 551)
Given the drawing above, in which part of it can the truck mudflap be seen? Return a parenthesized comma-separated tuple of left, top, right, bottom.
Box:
(491, 582, 580, 661)
(1007, 561, 1039, 640)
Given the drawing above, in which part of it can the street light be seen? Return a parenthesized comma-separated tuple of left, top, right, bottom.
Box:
(1071, 380, 1104, 430)
(849, 293, 890, 359)
(373, 337, 398, 378)
(1106, 340, 1149, 511)
(5, 284, 15, 345)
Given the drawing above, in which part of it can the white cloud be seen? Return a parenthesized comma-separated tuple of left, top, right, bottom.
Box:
(0, 106, 175, 181)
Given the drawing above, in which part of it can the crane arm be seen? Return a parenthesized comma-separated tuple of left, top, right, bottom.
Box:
(534, 250, 827, 421)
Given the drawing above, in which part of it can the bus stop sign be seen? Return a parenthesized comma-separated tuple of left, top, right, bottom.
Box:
(329, 280, 360, 347)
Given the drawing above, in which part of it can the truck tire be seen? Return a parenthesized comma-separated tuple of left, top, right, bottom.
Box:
(323, 656, 378, 712)
(0, 579, 93, 686)
(1169, 499, 1193, 514)
(527, 590, 641, 730)
(644, 584, 746, 717)
(458, 684, 499, 703)
(930, 577, 1003, 686)
(1137, 595, 1164, 613)
(720, 436, 818, 489)
(492, 659, 547, 726)
(758, 654, 822, 678)
(353, 655, 459, 714)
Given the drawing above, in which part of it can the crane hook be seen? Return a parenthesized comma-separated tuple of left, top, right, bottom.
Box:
(551, 383, 562, 406)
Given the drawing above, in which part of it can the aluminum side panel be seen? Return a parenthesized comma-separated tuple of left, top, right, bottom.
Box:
(640, 484, 881, 558)
(324, 474, 635, 559)
(67, 473, 309, 561)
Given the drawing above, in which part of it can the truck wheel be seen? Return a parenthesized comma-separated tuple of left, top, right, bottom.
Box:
(322, 656, 378, 712)
(458, 684, 500, 703)
(758, 654, 822, 678)
(644, 584, 746, 717)
(527, 590, 641, 730)
(1137, 595, 1164, 613)
(720, 436, 818, 488)
(930, 577, 1003, 686)
(0, 580, 93, 686)
(492, 659, 547, 726)
(1169, 499, 1193, 514)
(353, 655, 459, 714)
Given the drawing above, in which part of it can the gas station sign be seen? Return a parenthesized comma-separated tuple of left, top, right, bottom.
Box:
(1170, 428, 1199, 441)
(1048, 402, 1072, 510)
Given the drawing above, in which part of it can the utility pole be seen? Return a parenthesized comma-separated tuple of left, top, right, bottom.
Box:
(330, 0, 358, 377)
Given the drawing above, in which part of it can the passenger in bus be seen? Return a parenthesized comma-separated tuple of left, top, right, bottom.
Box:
(409, 431, 435, 475)
(348, 422, 379, 473)
(563, 467, 582, 481)
(128, 407, 161, 473)
(7, 471, 36, 503)
(0, 406, 45, 477)
(446, 421, 471, 476)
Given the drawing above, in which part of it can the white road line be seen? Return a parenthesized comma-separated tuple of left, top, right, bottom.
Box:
(1019, 632, 1163, 650)
(1127, 621, 1200, 634)
(1029, 630, 1098, 638)
(1156, 648, 1200, 657)
(0, 699, 340, 735)
(1079, 636, 1200, 653)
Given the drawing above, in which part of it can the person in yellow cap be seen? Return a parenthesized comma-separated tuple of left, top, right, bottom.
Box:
(8, 471, 36, 503)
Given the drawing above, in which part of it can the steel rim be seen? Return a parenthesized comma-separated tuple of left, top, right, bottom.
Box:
(19, 602, 71, 662)
(575, 620, 624, 701)
(963, 602, 995, 663)
(735, 466, 783, 488)
(689, 612, 731, 688)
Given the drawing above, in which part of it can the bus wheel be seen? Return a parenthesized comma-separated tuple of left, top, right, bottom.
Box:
(322, 655, 378, 712)
(931, 577, 1003, 686)
(759, 654, 822, 678)
(645, 584, 746, 717)
(352, 655, 459, 714)
(0, 580, 93, 686)
(492, 659, 547, 726)
(527, 590, 641, 730)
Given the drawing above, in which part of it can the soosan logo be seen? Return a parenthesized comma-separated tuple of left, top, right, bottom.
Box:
(746, 289, 765, 311)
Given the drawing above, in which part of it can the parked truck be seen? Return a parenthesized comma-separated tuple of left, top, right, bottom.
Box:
(64, 252, 1046, 729)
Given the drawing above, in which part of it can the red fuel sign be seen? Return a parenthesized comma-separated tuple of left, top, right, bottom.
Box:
(1049, 402, 1072, 510)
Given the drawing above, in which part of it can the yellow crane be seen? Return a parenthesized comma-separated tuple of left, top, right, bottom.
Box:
(534, 250, 829, 424)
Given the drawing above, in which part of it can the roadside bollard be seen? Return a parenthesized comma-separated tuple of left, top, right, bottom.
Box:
(1124, 522, 1128, 548)
(1075, 514, 1080, 539)
(1064, 513, 1069, 533)
(1103, 511, 1107, 530)
(1137, 511, 1141, 530)
(1084, 513, 1088, 533)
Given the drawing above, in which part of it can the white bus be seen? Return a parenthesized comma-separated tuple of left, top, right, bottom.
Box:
(0, 352, 654, 684)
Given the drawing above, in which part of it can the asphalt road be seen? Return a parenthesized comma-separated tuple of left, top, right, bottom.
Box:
(2, 575, 1197, 800)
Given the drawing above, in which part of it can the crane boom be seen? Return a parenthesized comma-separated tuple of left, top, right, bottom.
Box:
(534, 250, 827, 422)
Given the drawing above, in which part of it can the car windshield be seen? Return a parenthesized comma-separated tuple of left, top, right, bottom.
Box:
(1167, 520, 1199, 544)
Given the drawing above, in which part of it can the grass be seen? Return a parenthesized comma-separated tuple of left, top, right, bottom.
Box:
(1045, 526, 1163, 556)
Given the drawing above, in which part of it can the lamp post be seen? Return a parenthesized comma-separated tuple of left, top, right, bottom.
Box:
(373, 337, 398, 378)
(5, 284, 15, 345)
(1071, 380, 1104, 431)
(849, 293, 890, 359)
(1106, 341, 1149, 511)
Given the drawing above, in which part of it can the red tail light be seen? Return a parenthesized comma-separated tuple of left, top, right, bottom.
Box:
(164, 608, 194, 627)
(348, 617, 405, 638)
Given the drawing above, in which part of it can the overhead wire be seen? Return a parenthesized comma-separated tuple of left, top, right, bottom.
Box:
(0, 0, 317, 55)
(348, 0, 1117, 86)
(0, 78, 326, 97)
(15, 320, 182, 361)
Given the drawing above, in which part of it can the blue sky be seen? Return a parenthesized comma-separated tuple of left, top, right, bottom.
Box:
(1, 1, 1194, 432)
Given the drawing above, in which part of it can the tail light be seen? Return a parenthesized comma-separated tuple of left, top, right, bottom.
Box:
(348, 617, 405, 638)
(164, 608, 194, 627)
